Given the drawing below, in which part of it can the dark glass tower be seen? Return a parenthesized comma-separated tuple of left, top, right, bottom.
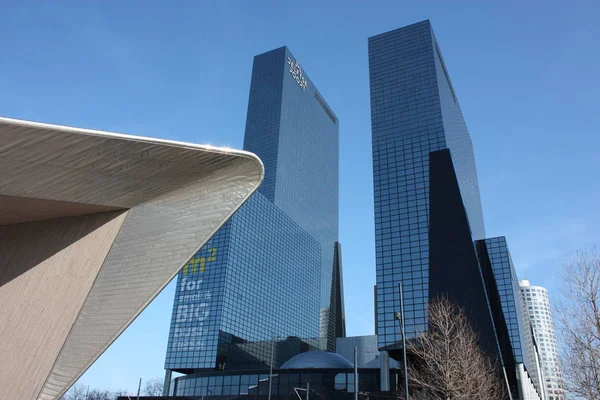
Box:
(477, 237, 546, 399)
(369, 20, 488, 351)
(369, 21, 544, 399)
(164, 46, 342, 377)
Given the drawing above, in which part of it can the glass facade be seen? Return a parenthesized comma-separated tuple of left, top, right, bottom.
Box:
(245, 47, 340, 321)
(165, 46, 340, 373)
(480, 236, 546, 399)
(369, 20, 486, 349)
(483, 237, 532, 367)
(165, 225, 230, 370)
(173, 368, 390, 398)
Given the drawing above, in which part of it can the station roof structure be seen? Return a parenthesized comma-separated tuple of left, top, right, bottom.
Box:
(0, 117, 263, 400)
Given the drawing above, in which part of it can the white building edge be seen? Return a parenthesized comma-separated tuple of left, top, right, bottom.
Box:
(520, 280, 563, 400)
(0, 117, 264, 400)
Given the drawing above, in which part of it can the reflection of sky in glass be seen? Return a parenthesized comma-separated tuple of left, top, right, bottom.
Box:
(370, 21, 485, 349)
(165, 46, 339, 372)
(165, 226, 230, 369)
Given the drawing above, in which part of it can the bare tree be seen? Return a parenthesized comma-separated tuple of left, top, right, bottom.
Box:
(61, 384, 127, 400)
(86, 389, 115, 400)
(61, 383, 88, 400)
(143, 377, 164, 396)
(399, 297, 507, 400)
(557, 248, 600, 399)
(112, 389, 128, 399)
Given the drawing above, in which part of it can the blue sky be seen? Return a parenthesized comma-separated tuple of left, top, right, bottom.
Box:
(2, 0, 599, 394)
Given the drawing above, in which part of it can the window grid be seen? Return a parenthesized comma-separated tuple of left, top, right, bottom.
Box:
(369, 20, 486, 348)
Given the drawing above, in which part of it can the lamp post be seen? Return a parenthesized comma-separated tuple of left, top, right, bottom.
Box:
(393, 281, 409, 400)
(268, 336, 283, 400)
(354, 346, 358, 400)
(268, 337, 275, 400)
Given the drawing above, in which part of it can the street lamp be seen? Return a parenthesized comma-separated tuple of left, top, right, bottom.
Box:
(268, 335, 283, 400)
(268, 337, 275, 400)
(393, 282, 409, 400)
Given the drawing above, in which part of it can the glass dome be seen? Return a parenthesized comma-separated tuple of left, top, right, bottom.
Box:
(280, 350, 354, 369)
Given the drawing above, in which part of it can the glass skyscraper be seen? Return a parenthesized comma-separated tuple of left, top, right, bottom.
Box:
(370, 20, 546, 400)
(164, 46, 342, 385)
(369, 20, 487, 349)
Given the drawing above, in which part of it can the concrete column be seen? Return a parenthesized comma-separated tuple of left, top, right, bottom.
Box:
(163, 369, 172, 396)
(379, 350, 390, 391)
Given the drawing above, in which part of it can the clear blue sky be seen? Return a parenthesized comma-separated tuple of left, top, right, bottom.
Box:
(2, 1, 599, 394)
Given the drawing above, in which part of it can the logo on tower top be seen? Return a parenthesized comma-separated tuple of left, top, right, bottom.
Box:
(287, 57, 308, 90)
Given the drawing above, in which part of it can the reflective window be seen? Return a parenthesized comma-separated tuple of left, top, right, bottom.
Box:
(165, 46, 340, 371)
(335, 373, 346, 391)
(369, 21, 486, 349)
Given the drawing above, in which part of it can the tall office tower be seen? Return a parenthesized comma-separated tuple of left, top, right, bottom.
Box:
(368, 20, 545, 399)
(520, 280, 564, 400)
(477, 237, 545, 400)
(163, 46, 342, 388)
(369, 19, 491, 348)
